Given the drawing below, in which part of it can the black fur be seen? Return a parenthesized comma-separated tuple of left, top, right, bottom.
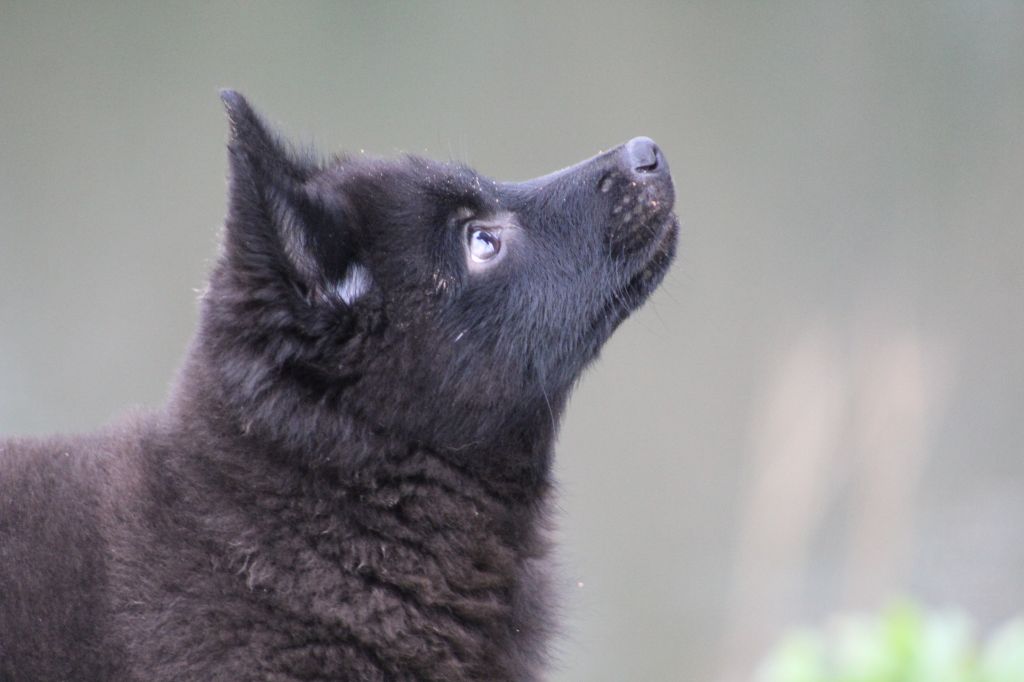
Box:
(0, 92, 678, 681)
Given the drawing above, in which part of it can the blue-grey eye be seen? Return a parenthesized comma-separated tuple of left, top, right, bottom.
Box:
(467, 227, 501, 262)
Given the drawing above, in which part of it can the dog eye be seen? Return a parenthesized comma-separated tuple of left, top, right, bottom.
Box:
(467, 227, 501, 263)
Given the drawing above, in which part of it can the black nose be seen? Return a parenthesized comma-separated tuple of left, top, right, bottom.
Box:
(624, 136, 664, 175)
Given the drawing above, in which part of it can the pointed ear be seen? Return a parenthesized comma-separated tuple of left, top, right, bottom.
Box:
(219, 90, 353, 289)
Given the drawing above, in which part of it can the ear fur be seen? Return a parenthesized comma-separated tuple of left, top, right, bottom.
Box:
(219, 90, 354, 292)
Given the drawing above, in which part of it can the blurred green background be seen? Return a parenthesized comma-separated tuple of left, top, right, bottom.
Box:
(1, 2, 1022, 680)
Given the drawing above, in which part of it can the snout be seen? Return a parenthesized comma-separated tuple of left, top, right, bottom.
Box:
(602, 136, 676, 258)
(508, 137, 677, 259)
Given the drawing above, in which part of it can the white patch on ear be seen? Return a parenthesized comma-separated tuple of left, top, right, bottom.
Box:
(336, 264, 373, 304)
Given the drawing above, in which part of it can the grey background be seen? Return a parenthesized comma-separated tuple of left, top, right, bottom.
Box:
(1, 2, 1022, 680)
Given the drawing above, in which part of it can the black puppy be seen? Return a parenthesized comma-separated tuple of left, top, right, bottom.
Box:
(0, 92, 677, 681)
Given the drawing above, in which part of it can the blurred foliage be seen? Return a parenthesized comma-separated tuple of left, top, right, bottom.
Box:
(758, 602, 1024, 682)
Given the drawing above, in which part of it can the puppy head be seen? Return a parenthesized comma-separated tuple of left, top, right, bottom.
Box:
(199, 92, 677, 465)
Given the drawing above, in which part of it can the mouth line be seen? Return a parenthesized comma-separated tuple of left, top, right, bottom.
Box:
(650, 213, 677, 251)
(613, 213, 678, 304)
(578, 212, 677, 353)
(635, 213, 677, 266)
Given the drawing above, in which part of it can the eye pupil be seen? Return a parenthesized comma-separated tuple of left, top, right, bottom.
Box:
(468, 228, 501, 262)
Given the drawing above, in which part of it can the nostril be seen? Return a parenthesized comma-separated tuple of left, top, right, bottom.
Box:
(625, 136, 661, 174)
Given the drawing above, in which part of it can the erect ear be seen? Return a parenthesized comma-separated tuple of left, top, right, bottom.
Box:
(219, 90, 354, 292)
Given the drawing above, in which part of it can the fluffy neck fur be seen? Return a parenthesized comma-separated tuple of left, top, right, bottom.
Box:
(146, 284, 557, 680)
